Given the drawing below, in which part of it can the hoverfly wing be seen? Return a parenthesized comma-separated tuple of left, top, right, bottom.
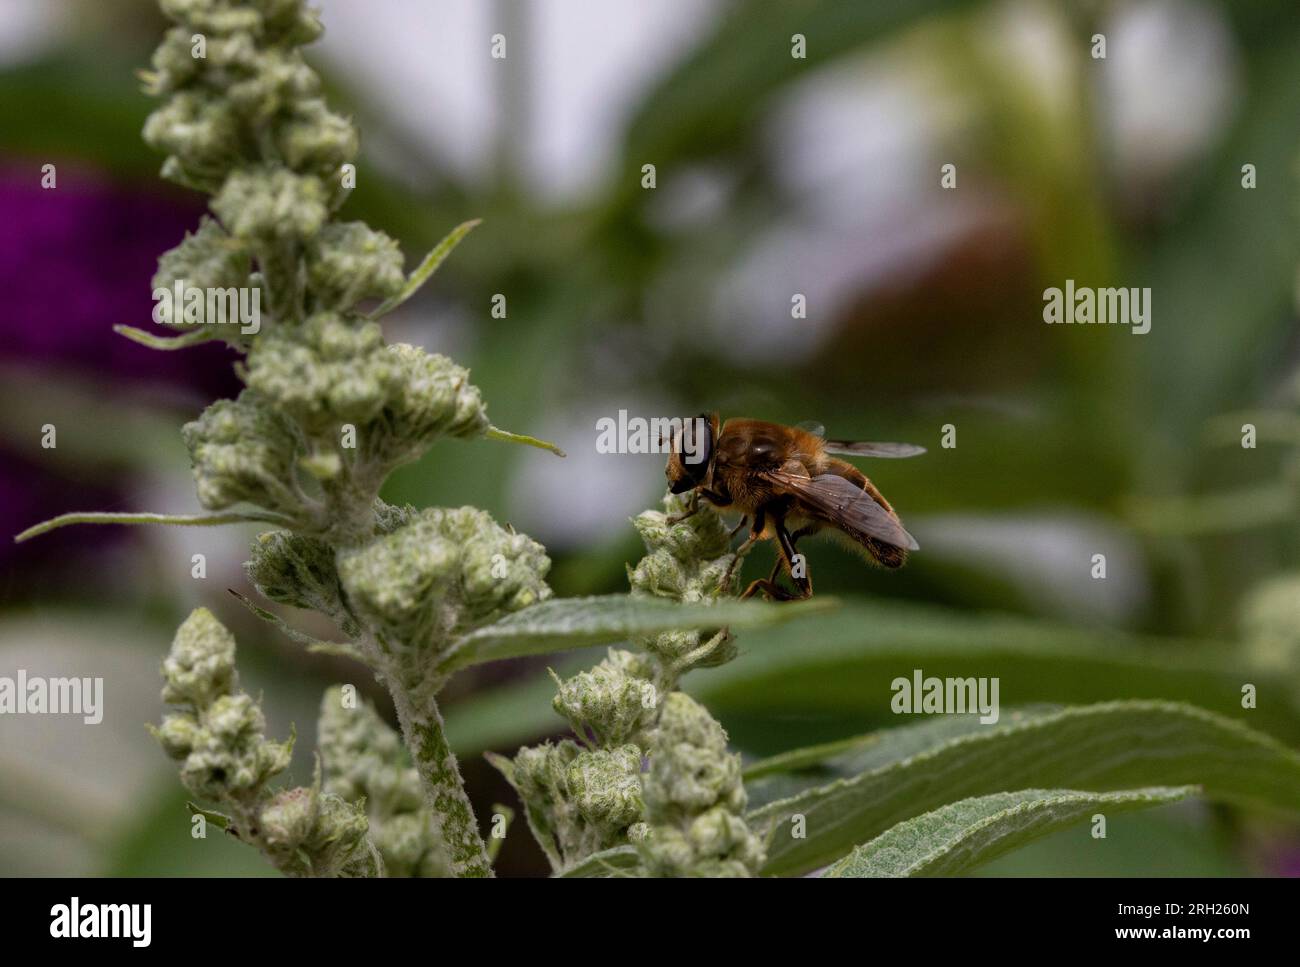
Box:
(822, 440, 926, 458)
(764, 471, 919, 550)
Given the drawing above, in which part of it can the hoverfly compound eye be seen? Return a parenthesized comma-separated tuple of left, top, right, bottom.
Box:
(693, 414, 713, 475)
(681, 413, 712, 483)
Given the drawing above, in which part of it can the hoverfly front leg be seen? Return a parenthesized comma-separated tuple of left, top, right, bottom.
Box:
(727, 515, 749, 538)
(719, 509, 764, 593)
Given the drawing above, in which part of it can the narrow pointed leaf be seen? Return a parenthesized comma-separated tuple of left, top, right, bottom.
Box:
(752, 701, 1300, 876)
(688, 599, 1300, 745)
(368, 218, 480, 319)
(557, 845, 642, 878)
(486, 425, 566, 457)
(440, 593, 834, 672)
(113, 324, 215, 350)
(14, 510, 293, 544)
(824, 786, 1196, 878)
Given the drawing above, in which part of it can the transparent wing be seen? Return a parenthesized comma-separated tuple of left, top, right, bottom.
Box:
(823, 440, 926, 458)
(763, 470, 919, 550)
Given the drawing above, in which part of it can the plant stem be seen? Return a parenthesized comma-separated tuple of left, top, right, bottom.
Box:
(387, 679, 493, 878)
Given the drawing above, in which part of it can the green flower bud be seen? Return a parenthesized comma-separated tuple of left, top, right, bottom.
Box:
(244, 311, 395, 431)
(143, 89, 243, 177)
(639, 692, 763, 877)
(225, 47, 320, 119)
(244, 312, 399, 434)
(378, 345, 491, 464)
(160, 607, 237, 707)
(159, 0, 262, 35)
(203, 30, 260, 73)
(564, 744, 644, 831)
(259, 786, 371, 878)
(306, 222, 404, 311)
(643, 693, 741, 816)
(182, 392, 309, 519)
(212, 165, 328, 243)
(146, 27, 204, 94)
(551, 649, 658, 746)
(151, 217, 252, 331)
(153, 712, 201, 759)
(245, 530, 352, 629)
(627, 493, 742, 674)
(316, 687, 451, 876)
(496, 739, 644, 871)
(337, 507, 551, 652)
(274, 99, 358, 175)
(318, 687, 420, 813)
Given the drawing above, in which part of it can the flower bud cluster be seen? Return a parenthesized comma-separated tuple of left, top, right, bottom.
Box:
(152, 608, 375, 876)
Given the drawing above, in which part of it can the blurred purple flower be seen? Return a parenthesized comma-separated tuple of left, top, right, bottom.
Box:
(0, 161, 240, 395)
(0, 160, 242, 576)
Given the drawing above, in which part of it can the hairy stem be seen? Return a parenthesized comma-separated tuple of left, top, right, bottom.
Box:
(387, 679, 492, 878)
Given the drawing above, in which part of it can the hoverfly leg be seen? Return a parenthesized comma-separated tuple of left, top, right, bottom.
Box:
(740, 578, 799, 601)
(761, 516, 813, 601)
(719, 510, 763, 593)
(727, 515, 749, 539)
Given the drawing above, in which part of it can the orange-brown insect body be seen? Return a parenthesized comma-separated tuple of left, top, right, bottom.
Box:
(665, 413, 921, 600)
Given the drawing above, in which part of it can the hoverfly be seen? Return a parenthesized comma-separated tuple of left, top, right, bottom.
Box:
(664, 414, 922, 600)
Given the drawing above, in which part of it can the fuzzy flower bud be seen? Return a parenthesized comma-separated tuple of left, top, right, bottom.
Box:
(143, 90, 243, 179)
(492, 740, 644, 871)
(638, 692, 763, 877)
(151, 217, 253, 332)
(159, 0, 322, 46)
(243, 312, 400, 434)
(306, 222, 405, 311)
(182, 391, 310, 519)
(212, 165, 328, 243)
(274, 99, 358, 175)
(245, 529, 353, 630)
(226, 46, 320, 119)
(154, 610, 294, 804)
(379, 344, 491, 462)
(154, 712, 201, 759)
(551, 649, 659, 747)
(160, 607, 237, 707)
(318, 687, 422, 814)
(316, 687, 451, 876)
(627, 492, 741, 672)
(337, 507, 551, 652)
(177, 692, 293, 799)
(259, 785, 372, 878)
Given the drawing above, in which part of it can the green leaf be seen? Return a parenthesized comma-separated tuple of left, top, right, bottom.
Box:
(744, 710, 1018, 810)
(689, 599, 1300, 748)
(112, 324, 215, 351)
(14, 510, 295, 544)
(226, 590, 364, 662)
(368, 218, 480, 319)
(485, 425, 566, 458)
(751, 700, 1300, 876)
(556, 845, 642, 878)
(824, 786, 1195, 878)
(439, 593, 834, 673)
(185, 801, 233, 831)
